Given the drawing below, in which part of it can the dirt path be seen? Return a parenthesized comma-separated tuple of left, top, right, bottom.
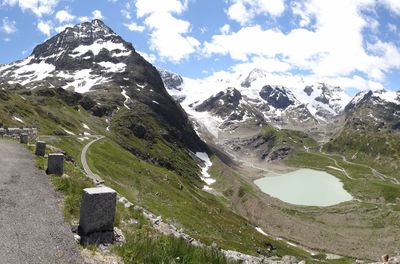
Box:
(81, 136, 105, 185)
(0, 140, 83, 264)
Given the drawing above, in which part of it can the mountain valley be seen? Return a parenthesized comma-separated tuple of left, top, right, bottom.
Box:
(1, 20, 400, 262)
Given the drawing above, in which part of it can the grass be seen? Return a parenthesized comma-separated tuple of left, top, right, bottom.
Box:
(35, 153, 94, 222)
(87, 137, 312, 259)
(31, 136, 239, 263)
(115, 232, 236, 264)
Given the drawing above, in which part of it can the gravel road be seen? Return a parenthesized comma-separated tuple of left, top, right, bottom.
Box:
(0, 140, 83, 264)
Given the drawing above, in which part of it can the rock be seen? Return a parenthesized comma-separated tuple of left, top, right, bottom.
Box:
(282, 255, 298, 264)
(78, 186, 117, 245)
(259, 85, 295, 109)
(74, 234, 81, 243)
(133, 205, 143, 212)
(382, 255, 390, 262)
(113, 227, 125, 244)
(118, 197, 133, 208)
(211, 242, 218, 249)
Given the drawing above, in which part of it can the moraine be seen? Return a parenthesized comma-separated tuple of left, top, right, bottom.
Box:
(254, 168, 353, 207)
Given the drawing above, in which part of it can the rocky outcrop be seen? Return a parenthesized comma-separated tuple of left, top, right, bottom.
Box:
(259, 85, 295, 109)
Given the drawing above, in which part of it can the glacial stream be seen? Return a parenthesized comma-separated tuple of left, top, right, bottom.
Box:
(254, 168, 353, 206)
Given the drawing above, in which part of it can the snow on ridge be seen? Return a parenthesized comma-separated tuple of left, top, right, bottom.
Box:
(373, 89, 398, 103)
(70, 40, 130, 58)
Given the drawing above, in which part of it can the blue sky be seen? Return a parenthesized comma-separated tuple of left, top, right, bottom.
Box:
(1, 0, 400, 92)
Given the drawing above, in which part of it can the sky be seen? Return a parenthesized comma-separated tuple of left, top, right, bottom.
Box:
(1, 0, 400, 93)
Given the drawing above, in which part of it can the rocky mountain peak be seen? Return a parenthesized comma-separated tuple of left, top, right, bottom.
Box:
(31, 19, 127, 61)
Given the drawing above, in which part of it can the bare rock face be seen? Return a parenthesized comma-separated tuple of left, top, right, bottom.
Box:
(259, 85, 295, 110)
(158, 69, 183, 91)
(78, 186, 117, 245)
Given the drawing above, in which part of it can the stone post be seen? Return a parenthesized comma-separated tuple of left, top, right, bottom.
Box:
(35, 141, 46, 156)
(78, 186, 117, 245)
(47, 153, 64, 175)
(20, 133, 28, 144)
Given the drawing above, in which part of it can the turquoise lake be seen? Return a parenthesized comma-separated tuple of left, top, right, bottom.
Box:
(254, 168, 353, 207)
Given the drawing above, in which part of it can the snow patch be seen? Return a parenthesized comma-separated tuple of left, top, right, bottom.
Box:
(12, 116, 24, 123)
(121, 88, 132, 109)
(97, 61, 126, 73)
(195, 152, 216, 189)
(83, 123, 90, 130)
(63, 128, 75, 135)
(59, 69, 109, 93)
(255, 227, 268, 236)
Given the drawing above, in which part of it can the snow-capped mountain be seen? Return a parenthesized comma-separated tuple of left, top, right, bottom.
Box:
(343, 89, 400, 132)
(160, 68, 352, 138)
(0, 20, 206, 153)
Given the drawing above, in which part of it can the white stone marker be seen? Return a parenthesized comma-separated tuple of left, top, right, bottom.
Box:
(78, 186, 117, 245)
(20, 133, 28, 144)
(47, 153, 64, 175)
(35, 141, 46, 156)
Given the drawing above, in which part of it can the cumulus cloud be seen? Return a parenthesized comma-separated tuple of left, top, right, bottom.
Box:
(55, 10, 75, 23)
(227, 0, 285, 25)
(37, 20, 52, 36)
(134, 0, 199, 62)
(380, 0, 400, 14)
(92, 10, 104, 20)
(2, 0, 59, 17)
(121, 2, 132, 19)
(1, 17, 17, 34)
(204, 0, 400, 87)
(124, 22, 145, 32)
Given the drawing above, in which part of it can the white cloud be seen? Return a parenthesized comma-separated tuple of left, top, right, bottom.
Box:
(55, 10, 75, 23)
(92, 10, 104, 20)
(135, 0, 188, 18)
(204, 0, 400, 86)
(138, 50, 156, 63)
(4, 37, 11, 42)
(37, 20, 52, 36)
(3, 0, 59, 17)
(1, 17, 17, 34)
(55, 24, 74, 33)
(121, 2, 132, 19)
(380, 0, 400, 14)
(220, 24, 230, 34)
(134, 0, 199, 62)
(78, 16, 89, 22)
(124, 22, 145, 32)
(388, 23, 397, 32)
(227, 0, 285, 25)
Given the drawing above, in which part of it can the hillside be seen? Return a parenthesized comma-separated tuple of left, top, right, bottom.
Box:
(0, 20, 314, 263)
